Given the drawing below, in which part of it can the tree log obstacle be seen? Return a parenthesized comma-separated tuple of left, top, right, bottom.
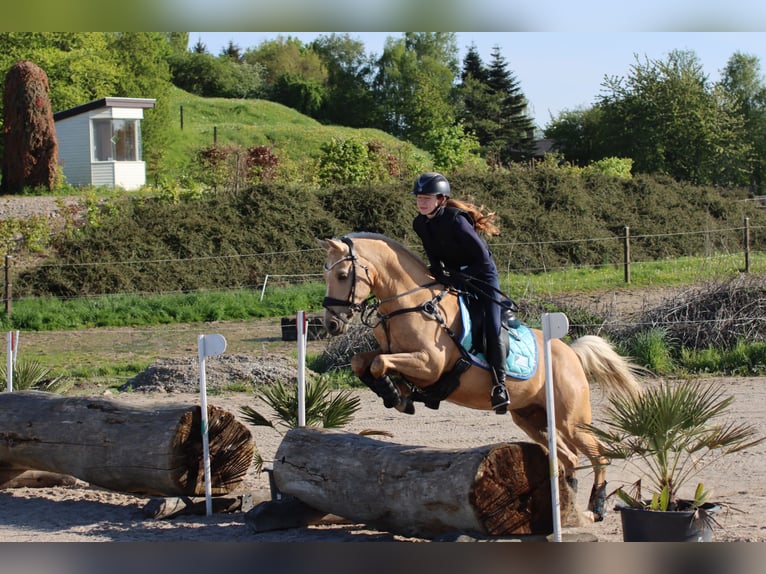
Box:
(272, 428, 581, 538)
(0, 391, 253, 496)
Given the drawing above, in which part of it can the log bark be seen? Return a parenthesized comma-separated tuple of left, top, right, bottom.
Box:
(273, 428, 581, 538)
(0, 391, 253, 496)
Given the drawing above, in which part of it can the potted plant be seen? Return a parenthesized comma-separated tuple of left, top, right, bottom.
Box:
(584, 379, 764, 542)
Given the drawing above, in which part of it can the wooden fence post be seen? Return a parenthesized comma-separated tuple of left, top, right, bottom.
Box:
(744, 217, 751, 273)
(623, 226, 631, 284)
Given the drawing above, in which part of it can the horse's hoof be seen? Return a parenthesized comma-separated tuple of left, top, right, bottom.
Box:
(400, 398, 415, 415)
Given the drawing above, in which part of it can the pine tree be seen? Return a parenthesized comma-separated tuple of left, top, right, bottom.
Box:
(486, 46, 536, 164)
(1, 60, 59, 194)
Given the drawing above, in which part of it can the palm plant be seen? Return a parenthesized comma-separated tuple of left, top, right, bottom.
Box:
(240, 377, 361, 432)
(584, 379, 764, 511)
(0, 359, 69, 393)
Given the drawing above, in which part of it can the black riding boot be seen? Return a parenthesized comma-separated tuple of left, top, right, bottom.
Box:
(486, 331, 510, 414)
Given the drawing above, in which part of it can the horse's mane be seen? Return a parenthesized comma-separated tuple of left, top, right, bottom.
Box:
(344, 232, 427, 270)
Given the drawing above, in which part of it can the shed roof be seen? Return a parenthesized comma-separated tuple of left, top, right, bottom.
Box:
(53, 97, 156, 122)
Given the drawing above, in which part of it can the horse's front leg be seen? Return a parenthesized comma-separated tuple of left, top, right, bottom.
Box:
(350, 350, 415, 414)
(367, 349, 436, 382)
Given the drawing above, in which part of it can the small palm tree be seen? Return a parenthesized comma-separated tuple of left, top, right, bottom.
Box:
(240, 377, 362, 474)
(584, 379, 764, 511)
(0, 359, 69, 393)
(240, 377, 361, 433)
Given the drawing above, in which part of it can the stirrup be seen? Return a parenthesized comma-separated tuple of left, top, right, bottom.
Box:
(491, 384, 509, 414)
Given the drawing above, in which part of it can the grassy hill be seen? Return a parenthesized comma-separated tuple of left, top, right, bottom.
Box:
(161, 87, 429, 181)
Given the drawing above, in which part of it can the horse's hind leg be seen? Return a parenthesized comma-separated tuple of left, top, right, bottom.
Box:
(565, 426, 611, 522)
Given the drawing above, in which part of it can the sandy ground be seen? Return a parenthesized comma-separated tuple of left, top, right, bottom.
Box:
(2, 374, 765, 543)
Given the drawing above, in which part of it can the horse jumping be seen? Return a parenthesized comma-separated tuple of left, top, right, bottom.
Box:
(318, 232, 643, 521)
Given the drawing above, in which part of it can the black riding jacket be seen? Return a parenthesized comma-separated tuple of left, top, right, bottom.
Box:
(413, 206, 497, 283)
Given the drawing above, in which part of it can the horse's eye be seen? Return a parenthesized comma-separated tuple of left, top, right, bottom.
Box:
(337, 270, 349, 281)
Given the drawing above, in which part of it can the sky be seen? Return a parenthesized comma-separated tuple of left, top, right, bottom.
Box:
(190, 31, 766, 128)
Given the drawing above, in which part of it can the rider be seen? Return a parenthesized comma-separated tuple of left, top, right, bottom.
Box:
(411, 172, 516, 414)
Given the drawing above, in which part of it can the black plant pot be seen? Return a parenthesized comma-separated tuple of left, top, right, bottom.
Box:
(617, 502, 720, 542)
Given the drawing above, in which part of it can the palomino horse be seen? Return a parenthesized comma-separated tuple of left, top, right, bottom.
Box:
(318, 232, 643, 521)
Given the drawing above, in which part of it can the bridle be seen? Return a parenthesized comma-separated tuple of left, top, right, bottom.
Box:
(322, 236, 452, 334)
(322, 237, 373, 326)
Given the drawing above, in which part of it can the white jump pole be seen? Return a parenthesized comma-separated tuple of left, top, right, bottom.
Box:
(6, 331, 13, 392)
(296, 310, 307, 427)
(197, 333, 227, 516)
(541, 312, 569, 542)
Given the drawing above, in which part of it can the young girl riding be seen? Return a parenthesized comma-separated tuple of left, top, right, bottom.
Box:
(412, 172, 516, 414)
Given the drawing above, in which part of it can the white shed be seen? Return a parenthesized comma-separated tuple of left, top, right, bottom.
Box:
(53, 97, 156, 190)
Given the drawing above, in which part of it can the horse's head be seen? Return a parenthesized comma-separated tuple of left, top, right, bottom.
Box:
(317, 236, 374, 336)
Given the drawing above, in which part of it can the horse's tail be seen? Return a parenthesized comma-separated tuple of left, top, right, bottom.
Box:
(570, 335, 644, 399)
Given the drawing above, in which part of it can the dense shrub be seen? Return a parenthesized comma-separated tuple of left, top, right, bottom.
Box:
(13, 169, 766, 298)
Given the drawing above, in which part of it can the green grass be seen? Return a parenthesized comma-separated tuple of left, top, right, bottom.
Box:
(2, 284, 326, 331)
(162, 86, 426, 180)
(4, 254, 764, 332)
(503, 252, 766, 298)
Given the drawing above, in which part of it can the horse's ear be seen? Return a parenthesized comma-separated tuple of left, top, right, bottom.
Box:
(316, 238, 346, 253)
(316, 238, 331, 251)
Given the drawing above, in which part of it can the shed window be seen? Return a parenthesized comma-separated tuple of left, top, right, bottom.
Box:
(92, 119, 141, 161)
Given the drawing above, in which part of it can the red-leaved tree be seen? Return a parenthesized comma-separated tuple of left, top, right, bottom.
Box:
(1, 60, 59, 194)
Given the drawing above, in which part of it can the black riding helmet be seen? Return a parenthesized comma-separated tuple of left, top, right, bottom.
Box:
(412, 172, 450, 197)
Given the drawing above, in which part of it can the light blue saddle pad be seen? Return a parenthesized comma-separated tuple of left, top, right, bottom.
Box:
(458, 295, 538, 380)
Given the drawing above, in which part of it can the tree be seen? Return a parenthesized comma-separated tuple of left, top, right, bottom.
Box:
(1, 60, 59, 193)
(108, 33, 174, 181)
(720, 52, 766, 192)
(456, 45, 535, 166)
(310, 33, 377, 127)
(597, 50, 749, 185)
(243, 35, 328, 114)
(372, 33, 459, 143)
(544, 107, 608, 166)
(485, 46, 536, 164)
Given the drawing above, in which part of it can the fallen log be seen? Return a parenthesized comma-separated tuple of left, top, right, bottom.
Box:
(0, 391, 253, 496)
(273, 428, 580, 538)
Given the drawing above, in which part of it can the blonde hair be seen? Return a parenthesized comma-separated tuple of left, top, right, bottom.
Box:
(446, 198, 500, 237)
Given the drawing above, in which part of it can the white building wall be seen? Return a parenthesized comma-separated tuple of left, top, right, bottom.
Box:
(114, 162, 148, 190)
(55, 101, 150, 190)
(54, 114, 92, 187)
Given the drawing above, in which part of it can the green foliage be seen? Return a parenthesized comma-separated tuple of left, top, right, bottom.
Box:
(679, 341, 766, 376)
(239, 377, 361, 432)
(0, 216, 52, 254)
(2, 285, 327, 331)
(625, 327, 676, 375)
(582, 157, 633, 179)
(0, 358, 68, 393)
(584, 380, 765, 510)
(318, 137, 372, 185)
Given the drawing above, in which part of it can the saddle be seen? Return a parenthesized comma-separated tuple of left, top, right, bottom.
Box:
(458, 295, 538, 380)
(408, 295, 538, 411)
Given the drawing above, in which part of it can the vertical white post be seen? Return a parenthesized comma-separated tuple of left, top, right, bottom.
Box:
(12, 331, 19, 366)
(197, 333, 227, 516)
(259, 274, 269, 302)
(541, 312, 569, 543)
(6, 331, 12, 392)
(296, 310, 307, 427)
